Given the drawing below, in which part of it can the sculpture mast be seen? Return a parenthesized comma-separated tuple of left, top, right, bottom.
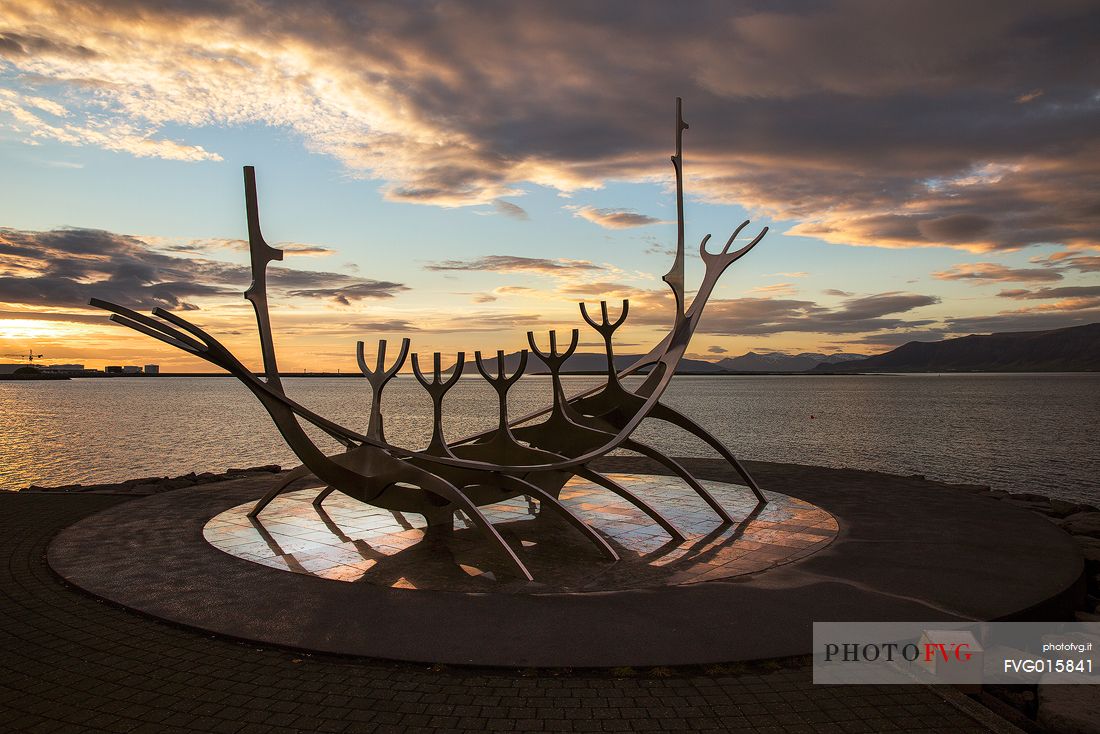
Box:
(663, 97, 689, 322)
(243, 166, 285, 389)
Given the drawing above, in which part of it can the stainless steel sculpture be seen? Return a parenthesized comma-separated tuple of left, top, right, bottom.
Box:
(92, 99, 768, 581)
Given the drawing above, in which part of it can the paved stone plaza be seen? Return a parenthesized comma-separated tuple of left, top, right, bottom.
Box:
(1, 469, 1028, 733)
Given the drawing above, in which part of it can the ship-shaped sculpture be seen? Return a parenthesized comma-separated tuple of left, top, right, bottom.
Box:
(92, 99, 768, 581)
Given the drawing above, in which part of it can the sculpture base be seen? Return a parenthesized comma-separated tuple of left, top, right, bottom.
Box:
(204, 474, 836, 593)
(47, 459, 1084, 667)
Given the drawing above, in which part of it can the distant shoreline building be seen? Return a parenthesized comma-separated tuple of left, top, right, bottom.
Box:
(144, 364, 160, 375)
(40, 364, 87, 376)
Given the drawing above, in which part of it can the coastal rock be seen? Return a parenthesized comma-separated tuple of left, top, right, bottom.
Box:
(1050, 499, 1092, 517)
(1075, 537, 1100, 568)
(126, 484, 163, 495)
(1060, 512, 1100, 539)
(157, 477, 196, 490)
(1009, 492, 1051, 503)
(119, 476, 167, 488)
(1004, 499, 1062, 517)
(1038, 674, 1100, 734)
(951, 484, 993, 495)
(226, 464, 281, 475)
(20, 466, 282, 494)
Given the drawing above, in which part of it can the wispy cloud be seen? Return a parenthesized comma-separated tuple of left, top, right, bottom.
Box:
(629, 291, 940, 336)
(840, 329, 949, 347)
(155, 237, 337, 257)
(571, 206, 665, 229)
(423, 255, 605, 275)
(945, 310, 1100, 334)
(1034, 251, 1100, 273)
(997, 286, 1100, 300)
(492, 200, 529, 220)
(932, 262, 1063, 283)
(750, 282, 796, 295)
(0, 89, 221, 162)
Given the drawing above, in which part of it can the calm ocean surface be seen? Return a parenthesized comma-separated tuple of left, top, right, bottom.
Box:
(2, 374, 1098, 503)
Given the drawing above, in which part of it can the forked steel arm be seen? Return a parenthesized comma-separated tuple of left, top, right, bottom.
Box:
(411, 351, 465, 455)
(357, 338, 410, 441)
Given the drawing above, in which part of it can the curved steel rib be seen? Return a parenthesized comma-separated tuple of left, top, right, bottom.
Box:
(248, 464, 316, 518)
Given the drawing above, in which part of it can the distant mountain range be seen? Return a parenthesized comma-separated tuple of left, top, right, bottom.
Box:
(470, 323, 1100, 376)
(812, 323, 1100, 373)
(468, 352, 724, 374)
(472, 350, 865, 375)
(716, 352, 864, 372)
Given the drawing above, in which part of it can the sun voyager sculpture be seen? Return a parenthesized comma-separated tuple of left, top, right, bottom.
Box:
(92, 99, 769, 581)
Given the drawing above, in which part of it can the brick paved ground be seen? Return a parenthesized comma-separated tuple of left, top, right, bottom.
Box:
(1, 492, 1012, 733)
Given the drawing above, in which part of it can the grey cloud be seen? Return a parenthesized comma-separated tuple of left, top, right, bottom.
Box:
(997, 286, 1100, 299)
(286, 281, 408, 305)
(0, 32, 97, 60)
(1039, 252, 1100, 273)
(573, 206, 665, 229)
(423, 255, 604, 274)
(631, 290, 938, 336)
(162, 239, 336, 257)
(432, 312, 550, 333)
(840, 329, 951, 347)
(932, 263, 1064, 283)
(492, 200, 529, 220)
(558, 282, 643, 296)
(352, 320, 420, 333)
(0, 309, 115, 324)
(917, 215, 994, 243)
(707, 345, 728, 353)
(0, 227, 407, 309)
(944, 310, 1100, 334)
(823, 292, 940, 322)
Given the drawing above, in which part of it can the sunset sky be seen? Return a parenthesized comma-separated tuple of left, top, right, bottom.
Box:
(1, 0, 1098, 372)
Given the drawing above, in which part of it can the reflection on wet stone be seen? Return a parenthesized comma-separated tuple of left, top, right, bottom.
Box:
(204, 473, 838, 594)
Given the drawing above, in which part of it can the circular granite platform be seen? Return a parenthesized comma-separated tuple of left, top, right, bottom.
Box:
(47, 459, 1085, 667)
(203, 474, 837, 593)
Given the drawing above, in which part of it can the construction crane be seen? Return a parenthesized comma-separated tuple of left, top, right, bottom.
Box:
(4, 349, 45, 364)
